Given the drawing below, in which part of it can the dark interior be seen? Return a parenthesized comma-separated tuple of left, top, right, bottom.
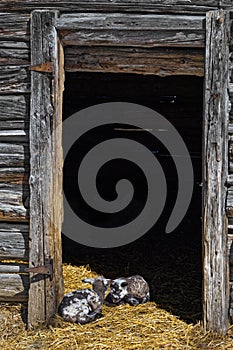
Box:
(62, 72, 203, 323)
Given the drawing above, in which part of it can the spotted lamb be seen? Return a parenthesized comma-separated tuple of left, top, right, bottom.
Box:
(105, 275, 150, 306)
(58, 276, 110, 324)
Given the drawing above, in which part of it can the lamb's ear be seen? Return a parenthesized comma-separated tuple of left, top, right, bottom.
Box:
(82, 278, 95, 285)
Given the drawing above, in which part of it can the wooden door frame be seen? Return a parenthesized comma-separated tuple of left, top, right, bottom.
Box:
(29, 9, 231, 333)
(29, 10, 64, 328)
(203, 10, 230, 334)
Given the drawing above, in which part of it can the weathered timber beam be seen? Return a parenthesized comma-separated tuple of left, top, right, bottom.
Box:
(0, 167, 29, 185)
(0, 184, 29, 222)
(220, 1, 233, 10)
(0, 273, 28, 301)
(0, 95, 29, 140)
(227, 189, 233, 216)
(0, 13, 29, 41)
(0, 143, 29, 168)
(65, 46, 204, 76)
(229, 141, 233, 173)
(0, 263, 28, 273)
(0, 121, 28, 131)
(29, 9, 64, 327)
(0, 130, 28, 142)
(58, 13, 205, 30)
(57, 14, 205, 48)
(0, 95, 29, 120)
(0, 66, 30, 94)
(0, 1, 220, 13)
(0, 42, 30, 66)
(203, 10, 230, 334)
(228, 234, 233, 281)
(0, 223, 29, 260)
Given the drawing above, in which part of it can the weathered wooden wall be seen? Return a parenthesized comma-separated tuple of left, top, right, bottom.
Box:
(0, 0, 232, 332)
(203, 10, 230, 334)
(0, 1, 227, 13)
(0, 4, 30, 301)
(226, 38, 233, 322)
(0, 2, 209, 305)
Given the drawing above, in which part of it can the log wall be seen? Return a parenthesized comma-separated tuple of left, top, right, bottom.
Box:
(0, 0, 232, 332)
(0, 8, 30, 301)
(0, 3, 209, 304)
(226, 41, 233, 322)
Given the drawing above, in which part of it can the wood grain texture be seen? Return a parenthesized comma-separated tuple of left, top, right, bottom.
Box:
(0, 1, 220, 13)
(0, 13, 29, 41)
(0, 143, 29, 168)
(0, 142, 29, 221)
(0, 183, 29, 222)
(0, 263, 28, 273)
(57, 13, 205, 48)
(58, 13, 205, 30)
(0, 66, 30, 93)
(65, 46, 204, 76)
(0, 223, 29, 260)
(203, 10, 230, 334)
(0, 95, 29, 120)
(0, 167, 29, 185)
(29, 10, 64, 328)
(229, 140, 233, 174)
(227, 190, 233, 216)
(0, 42, 30, 66)
(0, 95, 29, 141)
(0, 273, 28, 301)
(228, 234, 233, 282)
(0, 130, 28, 142)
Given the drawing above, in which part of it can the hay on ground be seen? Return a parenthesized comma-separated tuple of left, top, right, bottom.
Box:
(1, 263, 233, 350)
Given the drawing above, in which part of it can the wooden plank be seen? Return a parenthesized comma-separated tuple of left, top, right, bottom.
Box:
(0, 42, 30, 65)
(0, 143, 29, 168)
(229, 122, 233, 134)
(0, 95, 29, 121)
(0, 273, 28, 301)
(228, 234, 233, 281)
(0, 13, 29, 41)
(0, 184, 29, 222)
(0, 263, 28, 273)
(0, 130, 28, 142)
(203, 10, 230, 334)
(220, 1, 233, 10)
(57, 14, 205, 48)
(230, 282, 233, 323)
(0, 167, 29, 185)
(0, 66, 30, 94)
(229, 141, 233, 173)
(29, 10, 64, 328)
(227, 189, 233, 216)
(65, 46, 204, 76)
(0, 95, 29, 141)
(0, 1, 220, 13)
(0, 223, 29, 260)
(58, 13, 205, 30)
(227, 175, 233, 187)
(0, 121, 28, 131)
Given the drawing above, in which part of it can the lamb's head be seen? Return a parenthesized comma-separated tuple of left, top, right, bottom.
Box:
(82, 276, 110, 302)
(109, 277, 129, 303)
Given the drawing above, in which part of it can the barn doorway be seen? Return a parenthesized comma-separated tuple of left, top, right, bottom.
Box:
(62, 72, 203, 323)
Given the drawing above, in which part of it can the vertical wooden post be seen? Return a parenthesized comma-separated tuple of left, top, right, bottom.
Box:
(28, 10, 64, 328)
(203, 10, 230, 334)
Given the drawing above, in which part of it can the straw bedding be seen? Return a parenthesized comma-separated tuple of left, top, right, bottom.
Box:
(1, 231, 233, 349)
